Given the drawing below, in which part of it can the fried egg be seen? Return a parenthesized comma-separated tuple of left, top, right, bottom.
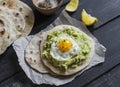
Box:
(50, 34, 80, 61)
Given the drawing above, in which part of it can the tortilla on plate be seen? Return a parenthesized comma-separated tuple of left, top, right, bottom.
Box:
(40, 25, 95, 75)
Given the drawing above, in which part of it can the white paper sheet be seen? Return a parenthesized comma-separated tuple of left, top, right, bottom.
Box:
(13, 10, 106, 86)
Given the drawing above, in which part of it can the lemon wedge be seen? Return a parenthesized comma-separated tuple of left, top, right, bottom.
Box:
(65, 0, 79, 12)
(81, 9, 98, 26)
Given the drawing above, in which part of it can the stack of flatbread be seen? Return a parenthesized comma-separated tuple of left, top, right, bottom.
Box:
(0, 0, 34, 54)
(25, 25, 95, 76)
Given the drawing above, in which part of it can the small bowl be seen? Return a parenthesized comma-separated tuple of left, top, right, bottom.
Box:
(32, 0, 63, 15)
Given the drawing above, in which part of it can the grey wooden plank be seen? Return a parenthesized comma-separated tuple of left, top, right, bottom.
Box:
(0, 47, 22, 83)
(26, 0, 120, 32)
(1, 15, 120, 87)
(0, 72, 33, 87)
(86, 64, 120, 87)
(70, 0, 120, 28)
(58, 16, 120, 87)
(0, 0, 68, 84)
(70, 16, 120, 87)
(0, 71, 54, 87)
(0, 0, 120, 87)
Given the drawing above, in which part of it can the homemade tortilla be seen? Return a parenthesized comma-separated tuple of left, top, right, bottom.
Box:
(9, 0, 35, 37)
(25, 32, 49, 73)
(0, 7, 25, 38)
(0, 0, 34, 37)
(40, 25, 95, 75)
(0, 0, 34, 55)
(0, 7, 25, 54)
(0, 14, 13, 54)
(0, 7, 23, 53)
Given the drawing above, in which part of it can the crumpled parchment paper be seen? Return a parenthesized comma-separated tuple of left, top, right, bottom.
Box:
(13, 10, 106, 86)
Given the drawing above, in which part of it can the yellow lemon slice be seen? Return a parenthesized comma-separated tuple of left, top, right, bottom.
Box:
(81, 9, 98, 26)
(65, 0, 79, 12)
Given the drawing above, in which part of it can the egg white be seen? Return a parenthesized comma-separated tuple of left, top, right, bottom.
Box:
(50, 34, 80, 61)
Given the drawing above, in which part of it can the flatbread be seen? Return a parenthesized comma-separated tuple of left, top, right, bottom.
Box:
(9, 0, 34, 37)
(0, 15, 13, 54)
(0, 0, 14, 7)
(0, 7, 25, 38)
(0, 0, 34, 55)
(25, 32, 49, 73)
(0, 7, 25, 54)
(0, 0, 34, 37)
(10, 9, 25, 37)
(40, 25, 95, 75)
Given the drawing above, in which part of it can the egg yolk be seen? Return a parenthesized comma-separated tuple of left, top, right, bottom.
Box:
(57, 39, 73, 52)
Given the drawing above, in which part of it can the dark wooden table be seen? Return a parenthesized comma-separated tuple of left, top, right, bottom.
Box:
(0, 0, 120, 87)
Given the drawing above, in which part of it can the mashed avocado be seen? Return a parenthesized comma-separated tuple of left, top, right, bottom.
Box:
(42, 27, 91, 71)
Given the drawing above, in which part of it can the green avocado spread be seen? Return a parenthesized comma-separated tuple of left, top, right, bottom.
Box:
(42, 27, 91, 71)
